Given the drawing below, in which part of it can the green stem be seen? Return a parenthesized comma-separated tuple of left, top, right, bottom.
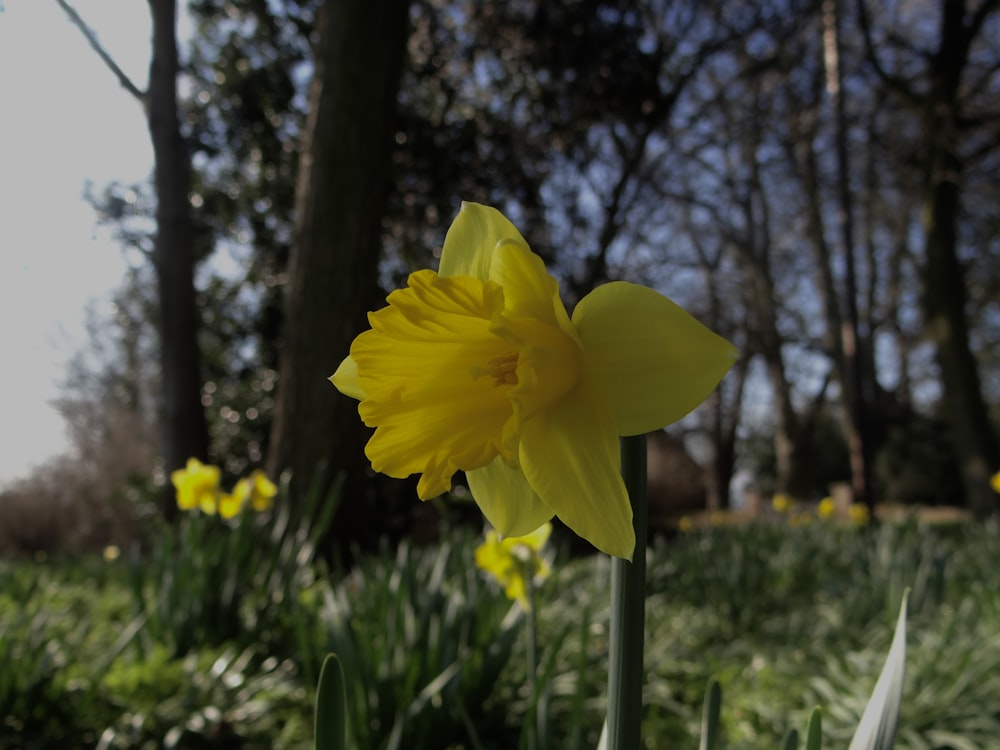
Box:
(524, 562, 538, 750)
(606, 434, 648, 750)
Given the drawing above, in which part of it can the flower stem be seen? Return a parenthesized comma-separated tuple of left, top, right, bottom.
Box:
(606, 434, 647, 750)
(525, 566, 538, 750)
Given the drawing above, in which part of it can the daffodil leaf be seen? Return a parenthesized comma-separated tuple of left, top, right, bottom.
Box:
(315, 653, 347, 750)
(780, 728, 799, 750)
(848, 591, 908, 750)
(804, 708, 823, 750)
(699, 679, 722, 750)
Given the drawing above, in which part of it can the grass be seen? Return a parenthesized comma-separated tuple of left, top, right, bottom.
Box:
(2, 517, 998, 749)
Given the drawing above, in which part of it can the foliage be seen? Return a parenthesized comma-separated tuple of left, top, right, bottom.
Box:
(0, 559, 133, 748)
(97, 646, 312, 750)
(129, 474, 339, 657)
(305, 535, 524, 750)
(4, 519, 1000, 749)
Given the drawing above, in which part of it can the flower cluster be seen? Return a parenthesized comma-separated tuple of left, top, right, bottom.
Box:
(474, 523, 552, 611)
(814, 497, 871, 525)
(170, 458, 277, 519)
(331, 203, 736, 559)
(817, 497, 836, 519)
(847, 502, 871, 526)
(772, 493, 792, 514)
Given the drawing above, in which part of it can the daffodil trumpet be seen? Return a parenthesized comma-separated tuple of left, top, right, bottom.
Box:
(332, 202, 736, 559)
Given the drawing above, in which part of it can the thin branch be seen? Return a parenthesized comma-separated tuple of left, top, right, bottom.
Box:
(964, 0, 1000, 51)
(55, 0, 147, 105)
(854, 0, 924, 109)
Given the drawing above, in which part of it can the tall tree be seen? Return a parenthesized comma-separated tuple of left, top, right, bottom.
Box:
(58, 0, 209, 518)
(148, 0, 210, 513)
(266, 0, 410, 542)
(822, 0, 876, 509)
(859, 0, 1000, 514)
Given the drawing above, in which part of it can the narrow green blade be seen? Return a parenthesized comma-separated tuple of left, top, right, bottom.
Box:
(804, 708, 823, 750)
(779, 728, 799, 750)
(315, 653, 348, 750)
(848, 592, 909, 750)
(699, 680, 722, 750)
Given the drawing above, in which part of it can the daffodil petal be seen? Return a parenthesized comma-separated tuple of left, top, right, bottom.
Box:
(489, 242, 574, 335)
(517, 521, 552, 551)
(506, 577, 530, 610)
(330, 356, 366, 400)
(353, 271, 515, 498)
(439, 202, 529, 281)
(572, 281, 737, 436)
(474, 533, 508, 580)
(219, 494, 242, 519)
(518, 385, 635, 559)
(466, 457, 554, 537)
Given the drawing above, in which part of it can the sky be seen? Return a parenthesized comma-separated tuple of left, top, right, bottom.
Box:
(0, 2, 154, 487)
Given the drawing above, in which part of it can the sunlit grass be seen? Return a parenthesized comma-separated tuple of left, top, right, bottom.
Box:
(3, 518, 998, 749)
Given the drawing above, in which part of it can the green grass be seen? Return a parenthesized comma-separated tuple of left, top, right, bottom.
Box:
(2, 519, 998, 749)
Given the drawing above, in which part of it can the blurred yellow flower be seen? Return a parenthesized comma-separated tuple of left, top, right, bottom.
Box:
(102, 545, 120, 562)
(474, 522, 552, 611)
(678, 516, 694, 533)
(772, 493, 791, 514)
(817, 497, 836, 519)
(848, 503, 871, 525)
(332, 202, 736, 559)
(209, 470, 280, 519)
(171, 458, 221, 514)
(991, 471, 1000, 493)
(230, 470, 278, 513)
(218, 492, 243, 519)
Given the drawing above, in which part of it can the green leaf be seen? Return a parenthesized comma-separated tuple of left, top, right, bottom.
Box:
(804, 708, 823, 750)
(699, 679, 722, 750)
(848, 591, 909, 750)
(779, 728, 799, 750)
(315, 653, 348, 750)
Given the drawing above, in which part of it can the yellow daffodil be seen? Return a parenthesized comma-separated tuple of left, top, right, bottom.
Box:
(215, 470, 278, 519)
(848, 502, 871, 526)
(230, 469, 278, 513)
(170, 458, 221, 514)
(474, 523, 552, 611)
(218, 492, 243, 519)
(991, 471, 1000, 494)
(817, 497, 836, 519)
(331, 202, 736, 558)
(772, 493, 792, 514)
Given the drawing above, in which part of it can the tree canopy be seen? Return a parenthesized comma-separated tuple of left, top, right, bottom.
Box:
(63, 0, 1000, 546)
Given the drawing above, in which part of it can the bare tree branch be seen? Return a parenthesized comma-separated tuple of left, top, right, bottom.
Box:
(55, 0, 147, 105)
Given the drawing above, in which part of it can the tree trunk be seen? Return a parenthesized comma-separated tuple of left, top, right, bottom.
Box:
(704, 356, 747, 511)
(148, 0, 209, 517)
(267, 0, 410, 545)
(823, 0, 876, 510)
(921, 0, 999, 516)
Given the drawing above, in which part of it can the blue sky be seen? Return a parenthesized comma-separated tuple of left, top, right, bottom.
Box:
(0, 2, 154, 486)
